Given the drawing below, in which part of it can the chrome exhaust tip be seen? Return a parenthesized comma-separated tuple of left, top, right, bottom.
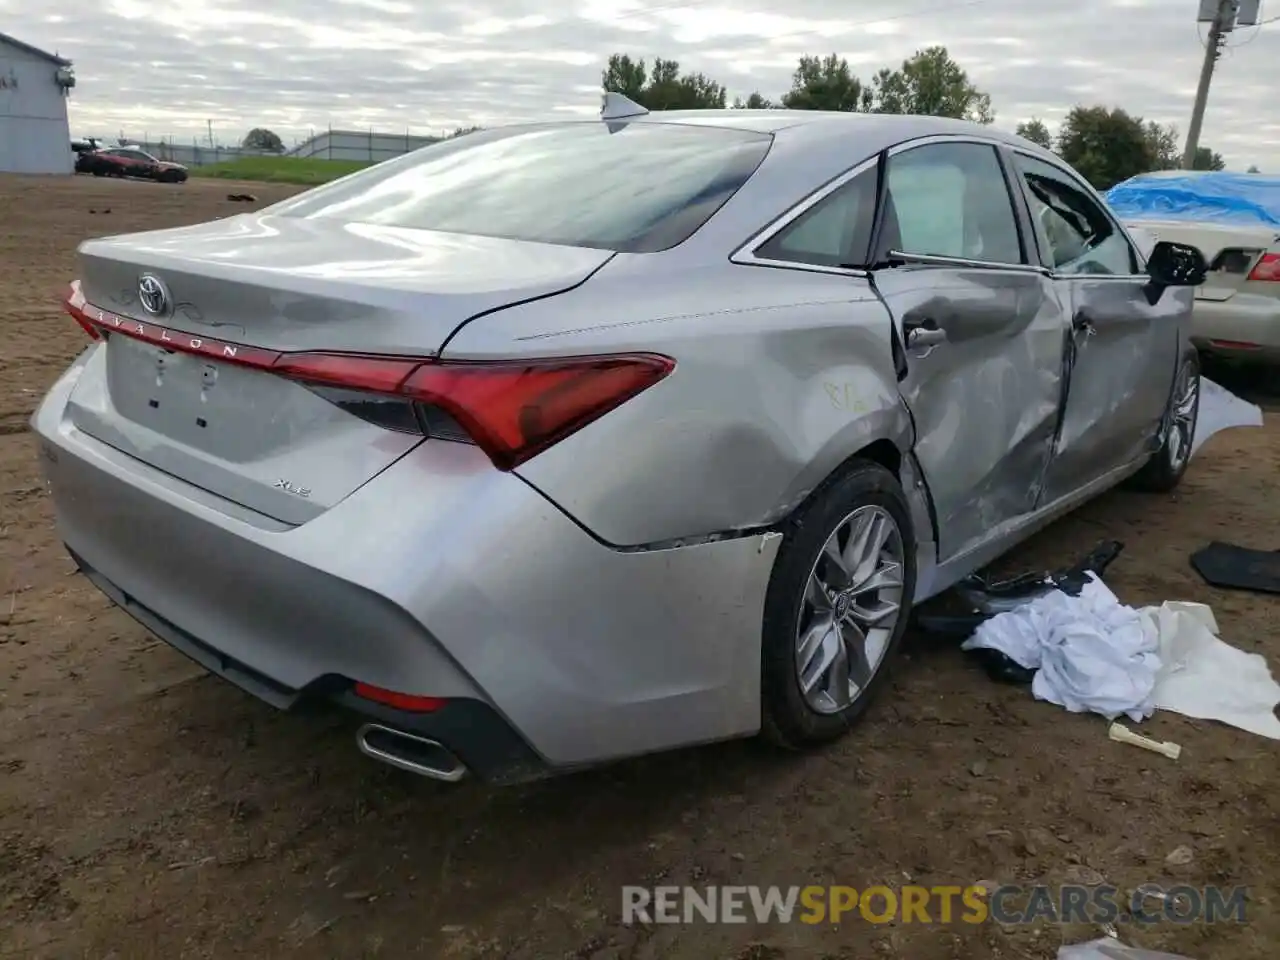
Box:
(356, 723, 467, 783)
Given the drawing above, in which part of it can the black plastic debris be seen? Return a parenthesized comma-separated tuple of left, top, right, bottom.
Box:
(960, 539, 1124, 611)
(916, 540, 1125, 685)
(1191, 541, 1280, 595)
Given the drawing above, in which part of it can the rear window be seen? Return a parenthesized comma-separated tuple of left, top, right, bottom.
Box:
(275, 122, 772, 253)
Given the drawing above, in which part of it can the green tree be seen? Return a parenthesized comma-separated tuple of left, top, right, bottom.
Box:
(601, 53, 647, 102)
(780, 54, 869, 112)
(1055, 105, 1153, 189)
(1193, 146, 1226, 171)
(732, 91, 775, 109)
(868, 46, 994, 123)
(601, 53, 726, 110)
(242, 127, 284, 152)
(1248, 164, 1262, 173)
(1140, 121, 1224, 172)
(1015, 118, 1053, 149)
(1143, 121, 1181, 170)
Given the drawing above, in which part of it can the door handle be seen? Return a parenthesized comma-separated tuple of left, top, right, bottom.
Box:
(1072, 311, 1095, 336)
(903, 318, 948, 350)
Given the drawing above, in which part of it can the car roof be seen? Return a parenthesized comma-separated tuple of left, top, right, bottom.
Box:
(586, 108, 1069, 261)
(629, 108, 1035, 152)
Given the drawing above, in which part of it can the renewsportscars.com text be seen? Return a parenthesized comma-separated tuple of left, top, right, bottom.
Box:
(622, 884, 1248, 925)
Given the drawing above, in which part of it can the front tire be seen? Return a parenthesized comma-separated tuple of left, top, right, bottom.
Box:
(1129, 351, 1200, 493)
(761, 460, 917, 749)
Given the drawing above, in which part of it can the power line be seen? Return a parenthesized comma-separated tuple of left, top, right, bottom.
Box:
(603, 0, 992, 33)
(783, 0, 994, 35)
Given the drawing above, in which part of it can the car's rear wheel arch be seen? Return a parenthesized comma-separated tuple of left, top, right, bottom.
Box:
(760, 454, 917, 748)
(781, 438, 904, 528)
(773, 437, 944, 552)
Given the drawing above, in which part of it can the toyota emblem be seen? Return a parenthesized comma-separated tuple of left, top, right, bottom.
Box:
(137, 274, 170, 317)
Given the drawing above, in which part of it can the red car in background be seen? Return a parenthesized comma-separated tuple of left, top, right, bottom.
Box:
(75, 146, 188, 183)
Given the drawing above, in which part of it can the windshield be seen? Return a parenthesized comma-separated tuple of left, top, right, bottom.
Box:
(274, 122, 772, 252)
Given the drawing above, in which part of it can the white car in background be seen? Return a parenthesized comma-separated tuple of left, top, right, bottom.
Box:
(1109, 170, 1280, 365)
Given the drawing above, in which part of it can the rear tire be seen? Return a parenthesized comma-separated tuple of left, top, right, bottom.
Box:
(1129, 351, 1200, 493)
(761, 460, 917, 749)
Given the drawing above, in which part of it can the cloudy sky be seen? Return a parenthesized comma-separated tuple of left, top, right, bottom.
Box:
(5, 0, 1279, 169)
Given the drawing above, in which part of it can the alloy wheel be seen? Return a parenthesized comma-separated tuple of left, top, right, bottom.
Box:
(794, 505, 905, 715)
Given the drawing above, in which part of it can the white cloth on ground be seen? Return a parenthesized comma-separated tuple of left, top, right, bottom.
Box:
(1191, 376, 1263, 456)
(960, 574, 1280, 739)
(1148, 601, 1280, 739)
(961, 574, 1160, 722)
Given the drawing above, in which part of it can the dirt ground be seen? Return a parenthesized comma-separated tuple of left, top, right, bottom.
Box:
(1, 174, 1278, 960)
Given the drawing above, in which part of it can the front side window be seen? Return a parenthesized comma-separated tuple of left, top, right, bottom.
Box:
(884, 142, 1023, 265)
(273, 122, 772, 253)
(1015, 153, 1138, 276)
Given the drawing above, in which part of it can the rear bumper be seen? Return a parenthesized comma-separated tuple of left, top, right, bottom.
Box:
(1191, 295, 1280, 361)
(32, 353, 781, 774)
(69, 546, 545, 783)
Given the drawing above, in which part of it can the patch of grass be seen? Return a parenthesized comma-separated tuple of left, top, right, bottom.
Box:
(191, 156, 376, 185)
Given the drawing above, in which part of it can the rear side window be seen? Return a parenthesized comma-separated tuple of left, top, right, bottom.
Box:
(275, 122, 772, 253)
(756, 168, 877, 268)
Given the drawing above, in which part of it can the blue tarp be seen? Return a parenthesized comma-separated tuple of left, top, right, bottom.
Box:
(1104, 171, 1280, 229)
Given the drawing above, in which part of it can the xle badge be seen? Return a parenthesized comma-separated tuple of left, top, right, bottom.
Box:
(273, 479, 312, 498)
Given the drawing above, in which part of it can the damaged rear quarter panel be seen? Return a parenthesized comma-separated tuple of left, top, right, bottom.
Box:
(441, 254, 912, 547)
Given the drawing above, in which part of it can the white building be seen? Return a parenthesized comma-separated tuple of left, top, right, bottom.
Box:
(0, 32, 75, 175)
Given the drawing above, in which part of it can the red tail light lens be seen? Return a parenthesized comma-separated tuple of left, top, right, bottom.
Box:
(65, 279, 675, 471)
(1247, 253, 1280, 282)
(63, 281, 101, 340)
(280, 352, 674, 470)
(406, 357, 671, 469)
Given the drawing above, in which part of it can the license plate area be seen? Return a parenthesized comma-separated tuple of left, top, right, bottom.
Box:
(104, 334, 301, 458)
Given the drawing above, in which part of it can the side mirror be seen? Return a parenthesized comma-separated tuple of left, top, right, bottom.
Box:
(1143, 240, 1207, 305)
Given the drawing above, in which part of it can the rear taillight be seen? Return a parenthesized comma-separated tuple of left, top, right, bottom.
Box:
(278, 351, 674, 469)
(1248, 253, 1280, 282)
(64, 279, 675, 471)
(64, 281, 101, 340)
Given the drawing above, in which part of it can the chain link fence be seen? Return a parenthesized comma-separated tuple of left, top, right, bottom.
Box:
(112, 127, 441, 167)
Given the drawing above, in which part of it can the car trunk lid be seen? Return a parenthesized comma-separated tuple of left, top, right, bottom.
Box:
(66, 214, 614, 524)
(1125, 217, 1280, 302)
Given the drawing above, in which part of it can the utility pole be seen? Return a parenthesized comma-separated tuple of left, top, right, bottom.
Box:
(1184, 0, 1262, 169)
(1183, 0, 1233, 169)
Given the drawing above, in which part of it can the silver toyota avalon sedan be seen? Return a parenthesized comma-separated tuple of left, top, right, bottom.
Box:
(32, 94, 1207, 784)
